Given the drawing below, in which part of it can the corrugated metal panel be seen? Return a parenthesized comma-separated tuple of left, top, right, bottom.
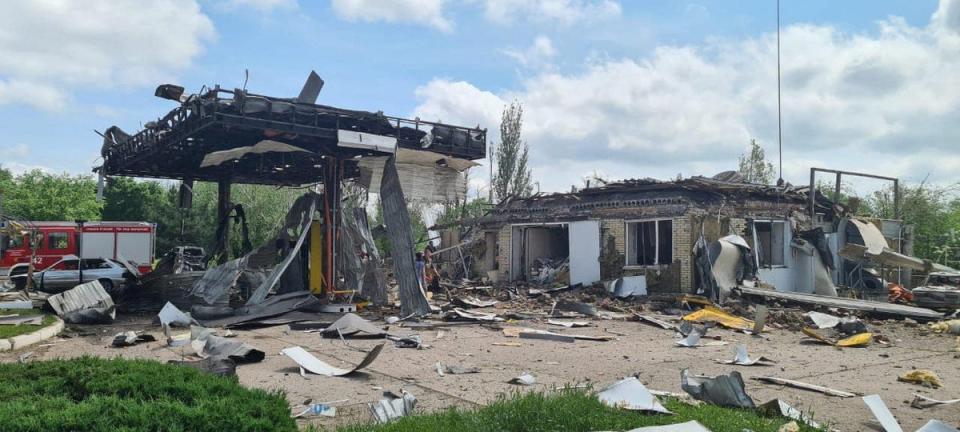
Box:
(46, 280, 114, 316)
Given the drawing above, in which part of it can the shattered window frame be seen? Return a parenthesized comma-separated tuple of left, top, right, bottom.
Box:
(624, 218, 673, 267)
(753, 220, 786, 268)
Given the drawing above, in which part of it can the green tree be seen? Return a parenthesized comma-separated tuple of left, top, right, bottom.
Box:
(102, 177, 168, 223)
(492, 101, 533, 202)
(3, 170, 102, 221)
(864, 182, 960, 265)
(737, 139, 775, 184)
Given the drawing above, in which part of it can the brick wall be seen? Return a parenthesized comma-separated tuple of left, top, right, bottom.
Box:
(496, 225, 512, 282)
(672, 214, 693, 292)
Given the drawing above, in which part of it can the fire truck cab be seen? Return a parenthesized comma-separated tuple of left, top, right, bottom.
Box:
(0, 221, 156, 278)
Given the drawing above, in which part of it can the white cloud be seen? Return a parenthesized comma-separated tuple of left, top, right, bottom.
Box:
(503, 35, 558, 69)
(331, 0, 452, 31)
(415, 0, 960, 191)
(0, 79, 68, 111)
(221, 0, 297, 11)
(0, 144, 30, 160)
(0, 1, 215, 112)
(481, 0, 621, 26)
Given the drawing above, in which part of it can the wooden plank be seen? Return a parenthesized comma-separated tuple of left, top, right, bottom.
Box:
(737, 287, 942, 321)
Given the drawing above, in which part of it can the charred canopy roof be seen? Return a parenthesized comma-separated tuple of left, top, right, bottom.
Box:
(97, 74, 486, 186)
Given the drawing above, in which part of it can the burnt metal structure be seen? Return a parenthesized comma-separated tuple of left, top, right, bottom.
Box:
(97, 72, 486, 295)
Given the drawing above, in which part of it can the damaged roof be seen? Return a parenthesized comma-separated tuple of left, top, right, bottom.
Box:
(473, 172, 837, 226)
(97, 72, 486, 186)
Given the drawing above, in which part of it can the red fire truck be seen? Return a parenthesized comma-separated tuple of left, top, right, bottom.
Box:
(0, 221, 156, 277)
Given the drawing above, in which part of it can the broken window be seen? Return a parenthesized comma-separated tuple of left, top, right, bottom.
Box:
(48, 232, 69, 250)
(754, 221, 785, 267)
(626, 219, 673, 266)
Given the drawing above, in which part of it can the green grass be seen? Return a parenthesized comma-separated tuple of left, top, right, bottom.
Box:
(0, 356, 297, 432)
(331, 389, 822, 432)
(0, 308, 58, 339)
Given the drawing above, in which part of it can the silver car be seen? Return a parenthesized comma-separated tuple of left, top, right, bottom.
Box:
(11, 255, 137, 294)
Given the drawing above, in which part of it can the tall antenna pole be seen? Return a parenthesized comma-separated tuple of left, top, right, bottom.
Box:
(776, 0, 783, 185)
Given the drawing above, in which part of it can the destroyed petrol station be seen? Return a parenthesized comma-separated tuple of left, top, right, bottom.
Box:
(1, 69, 959, 432)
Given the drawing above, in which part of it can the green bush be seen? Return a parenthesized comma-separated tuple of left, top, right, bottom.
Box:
(334, 388, 821, 432)
(0, 357, 296, 432)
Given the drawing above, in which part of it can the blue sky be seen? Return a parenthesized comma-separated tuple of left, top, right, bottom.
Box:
(1, 0, 957, 196)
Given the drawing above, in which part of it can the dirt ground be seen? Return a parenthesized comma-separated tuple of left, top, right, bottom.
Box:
(1, 308, 958, 432)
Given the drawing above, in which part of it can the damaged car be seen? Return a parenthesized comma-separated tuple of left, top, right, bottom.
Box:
(10, 255, 138, 294)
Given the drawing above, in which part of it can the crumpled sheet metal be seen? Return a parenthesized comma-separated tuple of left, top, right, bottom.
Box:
(682, 305, 754, 332)
(368, 391, 417, 424)
(380, 157, 432, 316)
(321, 313, 386, 338)
(200, 140, 310, 168)
(804, 311, 840, 329)
(680, 369, 755, 409)
(46, 280, 116, 324)
(917, 420, 960, 432)
(864, 394, 960, 432)
(158, 302, 196, 327)
(191, 326, 264, 363)
(675, 330, 702, 348)
(623, 421, 712, 432)
(199, 291, 322, 328)
(169, 357, 237, 377)
(281, 344, 384, 376)
(716, 345, 775, 366)
(446, 307, 503, 322)
(597, 377, 671, 414)
(189, 257, 245, 306)
(246, 193, 319, 305)
(757, 399, 820, 429)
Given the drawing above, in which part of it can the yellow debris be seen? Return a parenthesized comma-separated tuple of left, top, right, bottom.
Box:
(898, 370, 943, 389)
(836, 332, 873, 347)
(801, 327, 833, 345)
(928, 319, 960, 335)
(778, 421, 800, 432)
(802, 328, 872, 347)
(682, 305, 755, 332)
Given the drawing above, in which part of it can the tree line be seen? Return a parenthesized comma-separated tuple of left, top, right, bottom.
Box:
(0, 167, 301, 258)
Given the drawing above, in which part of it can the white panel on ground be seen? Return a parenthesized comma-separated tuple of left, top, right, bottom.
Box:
(81, 232, 114, 259)
(117, 232, 151, 264)
(568, 220, 601, 285)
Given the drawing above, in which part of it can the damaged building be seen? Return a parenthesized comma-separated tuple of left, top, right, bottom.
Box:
(96, 71, 486, 320)
(460, 170, 943, 302)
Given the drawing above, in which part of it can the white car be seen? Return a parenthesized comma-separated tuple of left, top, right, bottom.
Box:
(10, 255, 138, 294)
